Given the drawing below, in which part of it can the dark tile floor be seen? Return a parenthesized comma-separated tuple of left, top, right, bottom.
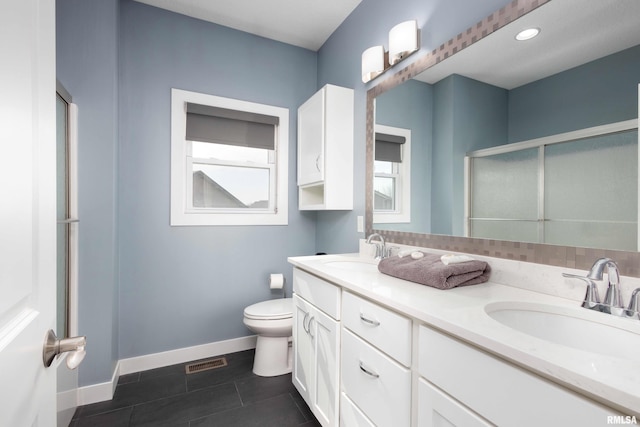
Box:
(71, 349, 320, 427)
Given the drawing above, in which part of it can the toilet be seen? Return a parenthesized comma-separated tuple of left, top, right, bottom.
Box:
(243, 297, 293, 377)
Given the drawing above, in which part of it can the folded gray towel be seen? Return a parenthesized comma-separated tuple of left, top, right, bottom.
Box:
(378, 252, 491, 290)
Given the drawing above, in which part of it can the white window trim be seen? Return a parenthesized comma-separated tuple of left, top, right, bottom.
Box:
(171, 88, 289, 226)
(373, 124, 411, 224)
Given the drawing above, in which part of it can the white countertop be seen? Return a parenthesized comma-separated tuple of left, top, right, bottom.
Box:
(288, 253, 640, 416)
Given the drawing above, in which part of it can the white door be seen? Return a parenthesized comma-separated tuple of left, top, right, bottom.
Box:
(0, 0, 58, 425)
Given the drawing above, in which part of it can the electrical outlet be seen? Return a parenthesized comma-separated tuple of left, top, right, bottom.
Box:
(357, 216, 364, 233)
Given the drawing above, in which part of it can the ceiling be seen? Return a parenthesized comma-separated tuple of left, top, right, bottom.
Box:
(133, 0, 362, 51)
(133, 0, 640, 86)
(415, 0, 640, 89)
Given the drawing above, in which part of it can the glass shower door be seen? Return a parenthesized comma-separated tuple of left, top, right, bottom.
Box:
(56, 92, 70, 338)
(544, 130, 638, 251)
(469, 148, 540, 243)
(467, 126, 638, 251)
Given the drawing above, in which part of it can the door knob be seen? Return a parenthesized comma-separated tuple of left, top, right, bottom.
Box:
(43, 329, 86, 369)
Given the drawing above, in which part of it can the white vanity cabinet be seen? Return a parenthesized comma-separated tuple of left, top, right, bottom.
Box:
(340, 291, 412, 427)
(292, 268, 341, 427)
(417, 325, 620, 427)
(418, 379, 491, 427)
(297, 84, 354, 210)
(288, 255, 638, 427)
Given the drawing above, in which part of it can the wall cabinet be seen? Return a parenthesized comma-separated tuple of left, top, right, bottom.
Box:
(297, 84, 354, 210)
(293, 269, 341, 427)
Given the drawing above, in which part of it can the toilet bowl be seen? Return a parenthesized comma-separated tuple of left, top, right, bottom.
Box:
(243, 297, 293, 377)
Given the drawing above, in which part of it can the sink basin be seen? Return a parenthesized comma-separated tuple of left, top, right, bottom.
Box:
(485, 301, 640, 361)
(323, 259, 379, 273)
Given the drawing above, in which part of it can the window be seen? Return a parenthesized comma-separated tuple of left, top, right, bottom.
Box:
(373, 124, 411, 223)
(171, 89, 289, 225)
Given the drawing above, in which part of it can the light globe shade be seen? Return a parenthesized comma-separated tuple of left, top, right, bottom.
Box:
(389, 20, 418, 65)
(362, 45, 385, 83)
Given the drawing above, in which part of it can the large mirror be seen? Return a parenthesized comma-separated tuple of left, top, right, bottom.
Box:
(367, 0, 640, 269)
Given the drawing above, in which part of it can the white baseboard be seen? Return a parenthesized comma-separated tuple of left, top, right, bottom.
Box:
(77, 360, 120, 406)
(77, 335, 257, 406)
(57, 388, 78, 427)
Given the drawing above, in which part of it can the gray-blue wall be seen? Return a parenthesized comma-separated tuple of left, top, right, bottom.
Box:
(56, 0, 120, 387)
(432, 75, 507, 235)
(315, 0, 514, 252)
(509, 44, 640, 142)
(56, 0, 532, 388)
(116, 0, 318, 362)
(57, 0, 318, 387)
(375, 80, 433, 233)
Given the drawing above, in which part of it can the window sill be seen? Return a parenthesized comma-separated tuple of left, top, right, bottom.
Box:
(170, 210, 288, 226)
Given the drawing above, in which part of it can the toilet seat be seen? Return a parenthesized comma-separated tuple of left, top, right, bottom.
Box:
(244, 298, 293, 320)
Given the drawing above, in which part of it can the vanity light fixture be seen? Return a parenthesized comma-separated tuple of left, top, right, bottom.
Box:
(515, 27, 540, 41)
(362, 45, 386, 84)
(389, 20, 419, 65)
(361, 19, 420, 83)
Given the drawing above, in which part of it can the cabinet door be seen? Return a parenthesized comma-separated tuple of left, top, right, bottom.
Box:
(293, 294, 313, 403)
(309, 305, 340, 427)
(340, 392, 375, 427)
(418, 378, 491, 427)
(298, 88, 325, 186)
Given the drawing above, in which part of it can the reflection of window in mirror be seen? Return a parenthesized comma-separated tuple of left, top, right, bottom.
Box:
(374, 124, 411, 224)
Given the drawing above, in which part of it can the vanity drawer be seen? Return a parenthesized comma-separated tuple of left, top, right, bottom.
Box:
(342, 291, 411, 366)
(418, 325, 619, 426)
(341, 329, 411, 427)
(417, 378, 491, 427)
(293, 268, 341, 320)
(340, 392, 375, 427)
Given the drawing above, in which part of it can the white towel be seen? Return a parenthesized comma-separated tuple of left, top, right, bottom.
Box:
(398, 248, 417, 258)
(441, 254, 476, 265)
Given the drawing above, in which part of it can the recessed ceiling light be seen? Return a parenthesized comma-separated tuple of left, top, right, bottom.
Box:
(515, 27, 540, 41)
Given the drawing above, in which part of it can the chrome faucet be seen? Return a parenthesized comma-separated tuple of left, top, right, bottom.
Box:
(586, 258, 623, 315)
(562, 273, 601, 311)
(626, 288, 640, 319)
(366, 233, 389, 260)
(564, 257, 640, 319)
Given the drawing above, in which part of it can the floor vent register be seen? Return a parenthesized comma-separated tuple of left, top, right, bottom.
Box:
(185, 357, 228, 374)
